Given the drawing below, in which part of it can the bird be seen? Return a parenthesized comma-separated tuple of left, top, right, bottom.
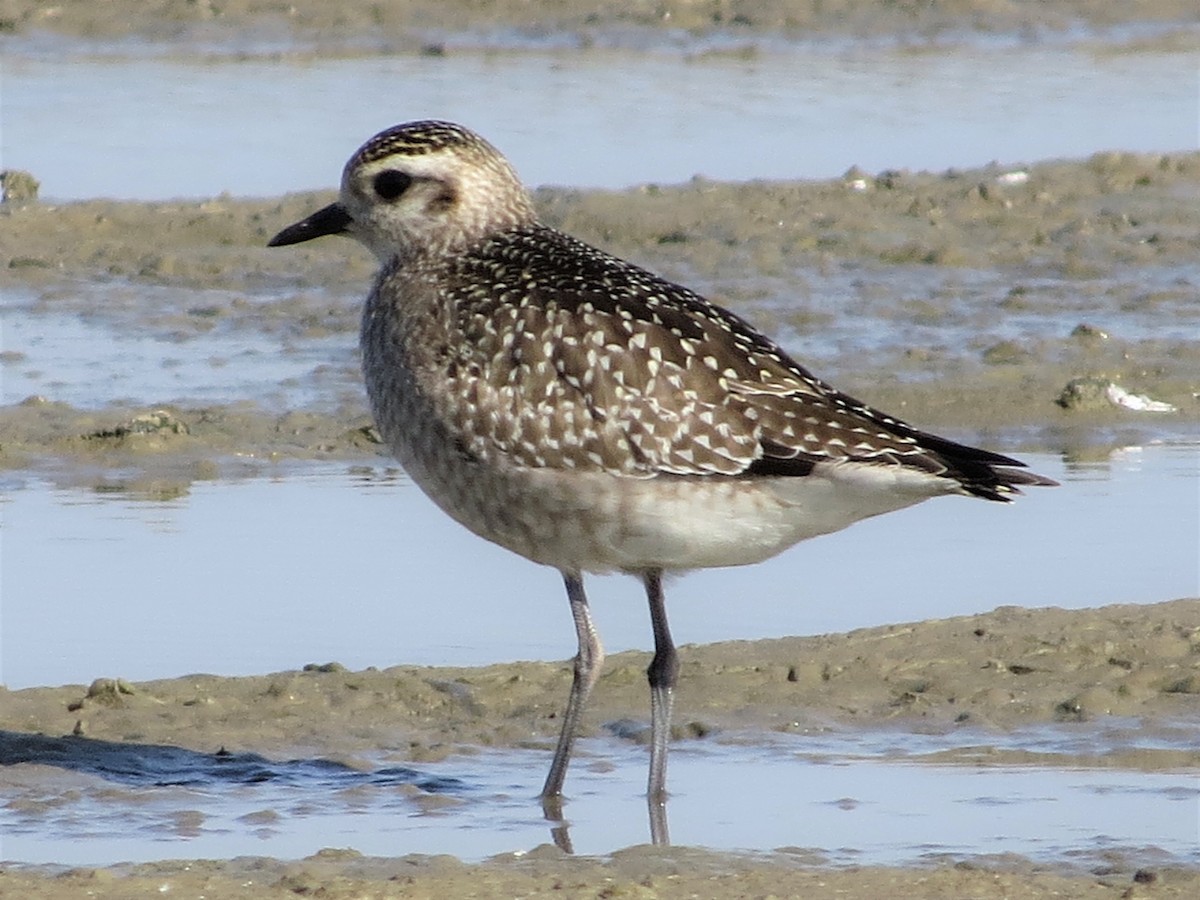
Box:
(268, 119, 1056, 829)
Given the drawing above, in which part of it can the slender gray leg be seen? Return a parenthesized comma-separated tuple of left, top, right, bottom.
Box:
(540, 570, 604, 807)
(645, 568, 677, 812)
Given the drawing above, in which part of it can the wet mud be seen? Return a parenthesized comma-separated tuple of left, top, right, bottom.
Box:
(3, 601, 1200, 897)
(4, 152, 1199, 489)
(5, 601, 1198, 763)
(3, 0, 1198, 50)
(3, 848, 1199, 900)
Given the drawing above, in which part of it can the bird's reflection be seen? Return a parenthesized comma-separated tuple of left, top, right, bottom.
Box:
(541, 791, 671, 852)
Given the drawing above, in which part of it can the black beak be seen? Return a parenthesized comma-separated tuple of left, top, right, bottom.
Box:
(268, 202, 353, 247)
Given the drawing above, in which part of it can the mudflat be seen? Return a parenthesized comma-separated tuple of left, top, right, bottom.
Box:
(4, 151, 1199, 483)
(3, 0, 1198, 49)
(3, 600, 1199, 897)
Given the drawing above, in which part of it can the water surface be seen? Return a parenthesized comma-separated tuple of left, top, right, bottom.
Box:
(3, 45, 1193, 201)
(2, 445, 1195, 690)
(2, 725, 1196, 868)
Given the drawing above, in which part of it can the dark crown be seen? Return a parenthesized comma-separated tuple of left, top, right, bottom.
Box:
(352, 120, 494, 167)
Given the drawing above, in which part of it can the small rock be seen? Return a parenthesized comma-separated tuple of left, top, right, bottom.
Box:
(1, 169, 39, 203)
(124, 410, 190, 434)
(1056, 378, 1111, 411)
(1070, 322, 1109, 341)
(84, 677, 135, 707)
(303, 661, 347, 673)
(981, 340, 1030, 365)
(1055, 378, 1176, 413)
(604, 718, 650, 743)
(875, 168, 906, 189)
(1163, 674, 1200, 694)
(842, 164, 868, 185)
(1053, 698, 1086, 722)
(85, 410, 190, 441)
(8, 256, 51, 269)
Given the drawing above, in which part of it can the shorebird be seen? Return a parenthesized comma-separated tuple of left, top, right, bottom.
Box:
(269, 120, 1055, 827)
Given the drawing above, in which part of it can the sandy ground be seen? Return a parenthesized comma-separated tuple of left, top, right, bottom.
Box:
(4, 600, 1199, 766)
(5, 848, 1197, 900)
(3, 600, 1199, 898)
(3, 151, 1199, 487)
(3, 848, 1199, 900)
(3, 4, 1200, 898)
(3, 0, 1198, 50)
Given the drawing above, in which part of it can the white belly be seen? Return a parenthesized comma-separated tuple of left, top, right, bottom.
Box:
(396, 433, 958, 574)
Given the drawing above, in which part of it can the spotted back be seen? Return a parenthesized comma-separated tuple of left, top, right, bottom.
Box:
(344, 122, 1048, 502)
(394, 223, 1032, 498)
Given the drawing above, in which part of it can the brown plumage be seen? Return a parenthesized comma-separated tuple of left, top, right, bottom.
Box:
(270, 120, 1055, 838)
(402, 220, 1048, 499)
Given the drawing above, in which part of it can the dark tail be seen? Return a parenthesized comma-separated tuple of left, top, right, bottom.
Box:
(914, 430, 1059, 502)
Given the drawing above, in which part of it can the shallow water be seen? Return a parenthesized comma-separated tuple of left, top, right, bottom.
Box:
(3, 44, 1194, 201)
(3, 43, 1197, 418)
(1, 285, 359, 412)
(2, 443, 1197, 870)
(5, 256, 1199, 411)
(2, 724, 1197, 867)
(2, 445, 1196, 690)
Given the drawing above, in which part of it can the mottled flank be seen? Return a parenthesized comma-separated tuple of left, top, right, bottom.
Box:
(270, 119, 1054, 814)
(406, 220, 1050, 498)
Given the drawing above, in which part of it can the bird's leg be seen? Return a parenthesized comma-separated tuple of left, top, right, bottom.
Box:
(647, 794, 670, 848)
(540, 571, 604, 810)
(644, 569, 677, 816)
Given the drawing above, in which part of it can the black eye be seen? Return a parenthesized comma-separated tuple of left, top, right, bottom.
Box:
(373, 170, 412, 201)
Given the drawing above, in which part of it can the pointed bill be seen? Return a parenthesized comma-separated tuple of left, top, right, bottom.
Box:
(268, 203, 352, 247)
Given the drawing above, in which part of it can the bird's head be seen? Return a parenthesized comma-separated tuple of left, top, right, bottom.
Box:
(269, 120, 535, 263)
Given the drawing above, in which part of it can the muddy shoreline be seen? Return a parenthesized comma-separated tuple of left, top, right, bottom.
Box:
(3, 601, 1199, 897)
(7, 849, 1197, 900)
(4, 152, 1198, 488)
(4, 0, 1198, 54)
(6, 601, 1198, 760)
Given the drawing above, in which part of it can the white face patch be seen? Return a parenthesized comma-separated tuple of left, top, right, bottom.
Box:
(342, 138, 536, 264)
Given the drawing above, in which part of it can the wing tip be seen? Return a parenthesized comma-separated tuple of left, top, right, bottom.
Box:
(965, 466, 1059, 502)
